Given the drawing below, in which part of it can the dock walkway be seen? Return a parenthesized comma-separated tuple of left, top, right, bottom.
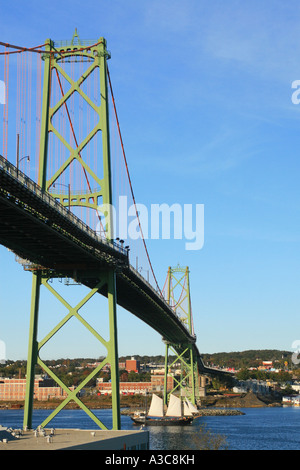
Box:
(0, 426, 149, 450)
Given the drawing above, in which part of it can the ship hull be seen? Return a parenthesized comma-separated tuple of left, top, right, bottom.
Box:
(131, 416, 193, 426)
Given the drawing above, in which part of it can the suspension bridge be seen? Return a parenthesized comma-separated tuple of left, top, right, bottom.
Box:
(0, 31, 220, 431)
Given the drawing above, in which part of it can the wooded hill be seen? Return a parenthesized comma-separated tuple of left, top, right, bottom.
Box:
(1, 350, 292, 373)
(201, 349, 291, 369)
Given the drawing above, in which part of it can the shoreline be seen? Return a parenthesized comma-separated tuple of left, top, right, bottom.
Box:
(121, 408, 246, 417)
(0, 391, 282, 412)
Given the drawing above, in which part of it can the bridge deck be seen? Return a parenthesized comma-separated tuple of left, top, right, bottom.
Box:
(0, 157, 202, 343)
(0, 155, 217, 374)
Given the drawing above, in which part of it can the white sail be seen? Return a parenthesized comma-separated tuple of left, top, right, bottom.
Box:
(166, 394, 182, 417)
(148, 394, 164, 417)
(183, 400, 193, 416)
(185, 398, 198, 414)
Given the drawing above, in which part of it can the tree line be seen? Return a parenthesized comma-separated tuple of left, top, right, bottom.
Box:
(202, 349, 292, 369)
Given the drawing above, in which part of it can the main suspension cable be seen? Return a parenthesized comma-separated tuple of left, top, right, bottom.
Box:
(107, 65, 162, 295)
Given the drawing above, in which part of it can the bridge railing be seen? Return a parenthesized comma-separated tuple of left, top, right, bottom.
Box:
(128, 264, 196, 340)
(0, 155, 128, 257)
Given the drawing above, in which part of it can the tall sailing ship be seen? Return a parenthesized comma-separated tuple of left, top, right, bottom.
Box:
(130, 393, 198, 426)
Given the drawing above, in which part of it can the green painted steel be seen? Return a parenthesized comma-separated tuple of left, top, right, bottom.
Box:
(163, 266, 200, 406)
(38, 39, 53, 191)
(23, 31, 120, 431)
(23, 272, 42, 429)
(44, 33, 113, 230)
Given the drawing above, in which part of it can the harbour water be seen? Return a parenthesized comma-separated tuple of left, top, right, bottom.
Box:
(0, 406, 300, 450)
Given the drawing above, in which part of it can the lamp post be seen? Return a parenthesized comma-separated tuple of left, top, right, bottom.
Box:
(139, 266, 149, 283)
(53, 182, 71, 210)
(18, 155, 30, 168)
(16, 134, 30, 173)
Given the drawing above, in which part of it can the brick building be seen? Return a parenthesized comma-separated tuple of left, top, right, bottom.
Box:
(98, 381, 151, 395)
(118, 358, 141, 373)
(151, 374, 174, 392)
(0, 376, 74, 401)
(97, 374, 174, 395)
(125, 358, 140, 373)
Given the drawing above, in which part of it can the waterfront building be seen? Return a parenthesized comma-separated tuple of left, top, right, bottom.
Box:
(97, 374, 174, 395)
(0, 376, 74, 401)
(97, 381, 151, 395)
(282, 395, 300, 406)
(291, 381, 300, 393)
(233, 379, 271, 395)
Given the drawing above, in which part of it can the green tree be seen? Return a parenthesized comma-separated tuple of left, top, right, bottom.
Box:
(236, 368, 250, 380)
(275, 371, 291, 384)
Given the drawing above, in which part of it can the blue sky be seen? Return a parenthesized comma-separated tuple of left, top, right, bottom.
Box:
(1, 0, 300, 360)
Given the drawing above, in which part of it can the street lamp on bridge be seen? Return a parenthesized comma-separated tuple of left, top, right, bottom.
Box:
(53, 182, 71, 211)
(16, 134, 30, 173)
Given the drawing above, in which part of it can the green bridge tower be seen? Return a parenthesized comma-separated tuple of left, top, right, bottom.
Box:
(163, 265, 200, 406)
(23, 31, 120, 431)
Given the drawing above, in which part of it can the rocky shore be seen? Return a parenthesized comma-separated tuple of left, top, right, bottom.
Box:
(201, 391, 281, 409)
(121, 391, 282, 417)
(196, 409, 245, 416)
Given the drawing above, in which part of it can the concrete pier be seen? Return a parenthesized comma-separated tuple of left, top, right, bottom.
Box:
(0, 426, 149, 450)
